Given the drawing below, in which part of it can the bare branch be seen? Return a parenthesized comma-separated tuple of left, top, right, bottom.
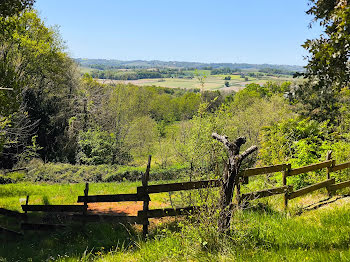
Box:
(212, 133, 247, 156)
(212, 133, 231, 150)
(240, 145, 258, 160)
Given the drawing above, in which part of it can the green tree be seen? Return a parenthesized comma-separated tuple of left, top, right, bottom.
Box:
(0, 10, 78, 165)
(0, 0, 34, 17)
(296, 0, 350, 122)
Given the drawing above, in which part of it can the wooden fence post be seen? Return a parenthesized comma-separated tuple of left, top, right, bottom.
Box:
(142, 155, 152, 238)
(83, 183, 89, 215)
(236, 176, 241, 207)
(326, 150, 333, 179)
(283, 164, 291, 209)
(326, 150, 336, 197)
(24, 195, 29, 221)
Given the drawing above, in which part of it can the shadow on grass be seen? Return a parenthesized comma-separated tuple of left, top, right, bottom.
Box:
(0, 221, 138, 261)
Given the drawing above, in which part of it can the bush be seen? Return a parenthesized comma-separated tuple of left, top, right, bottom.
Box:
(21, 159, 189, 183)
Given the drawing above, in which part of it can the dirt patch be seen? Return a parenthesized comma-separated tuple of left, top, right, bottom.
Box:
(88, 201, 168, 216)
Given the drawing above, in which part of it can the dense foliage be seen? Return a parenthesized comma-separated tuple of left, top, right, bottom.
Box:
(296, 0, 350, 122)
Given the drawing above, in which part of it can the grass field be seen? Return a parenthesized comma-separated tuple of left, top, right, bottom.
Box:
(97, 74, 294, 92)
(0, 181, 176, 212)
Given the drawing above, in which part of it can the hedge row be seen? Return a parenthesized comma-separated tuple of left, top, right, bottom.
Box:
(0, 160, 189, 184)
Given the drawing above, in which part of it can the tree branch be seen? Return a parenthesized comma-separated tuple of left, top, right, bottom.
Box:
(240, 145, 258, 161)
(212, 133, 247, 155)
(212, 133, 232, 151)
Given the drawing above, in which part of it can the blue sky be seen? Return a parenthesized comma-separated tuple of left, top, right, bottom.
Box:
(34, 0, 323, 66)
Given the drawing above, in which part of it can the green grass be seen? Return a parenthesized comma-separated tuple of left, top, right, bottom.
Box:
(1, 179, 350, 261)
(0, 181, 178, 212)
(13, 199, 345, 262)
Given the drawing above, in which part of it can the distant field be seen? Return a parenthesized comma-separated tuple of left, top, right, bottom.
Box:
(79, 66, 94, 73)
(96, 74, 294, 92)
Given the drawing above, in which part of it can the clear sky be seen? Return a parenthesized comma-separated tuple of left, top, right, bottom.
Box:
(34, 0, 323, 66)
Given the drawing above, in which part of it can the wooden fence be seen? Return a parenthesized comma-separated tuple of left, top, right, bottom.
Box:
(2, 152, 350, 236)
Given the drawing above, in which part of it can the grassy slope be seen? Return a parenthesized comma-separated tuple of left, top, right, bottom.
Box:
(1, 179, 350, 261)
(96, 203, 350, 262)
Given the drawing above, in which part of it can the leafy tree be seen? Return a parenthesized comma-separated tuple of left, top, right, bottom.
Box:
(259, 118, 335, 188)
(296, 0, 350, 122)
(0, 10, 78, 165)
(77, 129, 131, 165)
(0, 0, 34, 17)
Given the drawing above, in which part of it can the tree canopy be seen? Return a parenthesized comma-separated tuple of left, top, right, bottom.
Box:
(296, 0, 350, 122)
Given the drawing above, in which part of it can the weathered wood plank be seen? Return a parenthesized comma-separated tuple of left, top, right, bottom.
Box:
(71, 214, 141, 224)
(288, 160, 333, 176)
(142, 155, 152, 237)
(288, 178, 335, 200)
(328, 180, 350, 192)
(137, 179, 221, 195)
(241, 185, 293, 201)
(242, 164, 287, 177)
(0, 208, 25, 219)
(4, 167, 27, 174)
(21, 223, 66, 231)
(77, 194, 147, 203)
(0, 226, 23, 236)
(330, 161, 350, 172)
(138, 206, 199, 218)
(22, 205, 85, 213)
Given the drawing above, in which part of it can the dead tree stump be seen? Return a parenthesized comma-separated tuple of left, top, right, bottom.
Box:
(212, 133, 257, 232)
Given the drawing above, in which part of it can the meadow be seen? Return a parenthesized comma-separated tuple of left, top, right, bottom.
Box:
(95, 73, 294, 91)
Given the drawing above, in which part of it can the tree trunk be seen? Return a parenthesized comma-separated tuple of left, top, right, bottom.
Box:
(212, 133, 257, 233)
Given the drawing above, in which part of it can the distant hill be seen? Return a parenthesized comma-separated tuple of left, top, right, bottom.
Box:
(75, 58, 304, 72)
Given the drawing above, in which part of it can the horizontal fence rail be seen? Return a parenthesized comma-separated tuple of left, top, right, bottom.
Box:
(288, 160, 334, 177)
(21, 223, 66, 231)
(138, 206, 199, 219)
(242, 164, 287, 177)
(330, 161, 350, 172)
(77, 194, 147, 203)
(22, 205, 86, 213)
(0, 208, 26, 219)
(328, 179, 350, 192)
(70, 214, 141, 224)
(288, 178, 335, 200)
(241, 185, 293, 201)
(137, 179, 221, 195)
(0, 226, 23, 236)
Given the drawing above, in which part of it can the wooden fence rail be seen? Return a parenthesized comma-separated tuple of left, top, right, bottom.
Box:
(78, 194, 146, 203)
(330, 161, 350, 172)
(137, 179, 221, 195)
(287, 178, 335, 200)
(242, 164, 287, 177)
(21, 205, 86, 213)
(288, 160, 334, 176)
(241, 185, 293, 201)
